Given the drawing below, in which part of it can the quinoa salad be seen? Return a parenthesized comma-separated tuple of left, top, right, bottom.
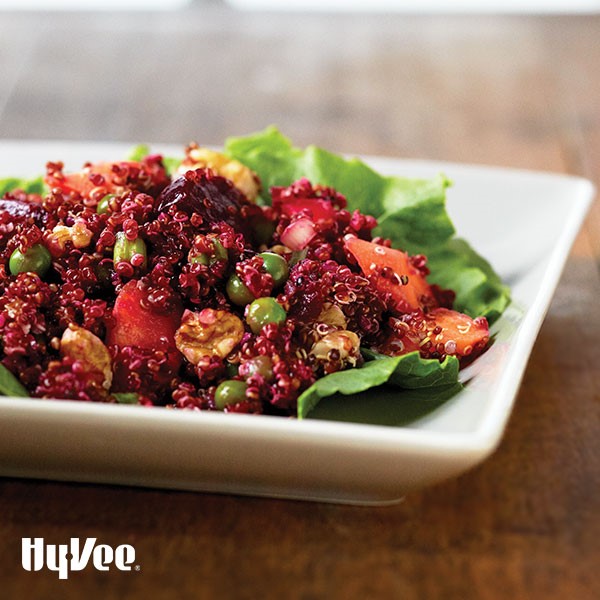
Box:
(0, 128, 510, 419)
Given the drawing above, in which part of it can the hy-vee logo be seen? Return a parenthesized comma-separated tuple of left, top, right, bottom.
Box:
(22, 537, 138, 579)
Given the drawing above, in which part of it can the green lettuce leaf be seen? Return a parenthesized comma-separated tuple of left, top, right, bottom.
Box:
(427, 238, 510, 322)
(162, 156, 182, 176)
(227, 127, 510, 419)
(225, 126, 455, 251)
(0, 176, 46, 197)
(297, 352, 459, 419)
(112, 392, 140, 404)
(0, 364, 29, 397)
(127, 144, 151, 162)
(127, 144, 181, 176)
(305, 382, 463, 426)
(360, 349, 460, 388)
(226, 126, 510, 320)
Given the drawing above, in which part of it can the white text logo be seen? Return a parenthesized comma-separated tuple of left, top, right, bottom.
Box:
(22, 537, 137, 579)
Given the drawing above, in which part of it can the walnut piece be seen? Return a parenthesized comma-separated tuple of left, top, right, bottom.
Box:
(316, 302, 347, 329)
(60, 323, 112, 389)
(178, 146, 260, 202)
(310, 329, 360, 372)
(51, 218, 94, 249)
(175, 308, 244, 365)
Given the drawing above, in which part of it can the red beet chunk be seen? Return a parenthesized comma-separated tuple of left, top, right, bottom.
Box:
(0, 198, 47, 226)
(277, 197, 337, 222)
(106, 280, 184, 399)
(106, 280, 183, 353)
(155, 168, 249, 234)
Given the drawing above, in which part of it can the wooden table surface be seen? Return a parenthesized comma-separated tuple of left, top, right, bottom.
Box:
(0, 5, 598, 599)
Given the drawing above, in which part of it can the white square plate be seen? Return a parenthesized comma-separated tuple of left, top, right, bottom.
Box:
(0, 141, 593, 504)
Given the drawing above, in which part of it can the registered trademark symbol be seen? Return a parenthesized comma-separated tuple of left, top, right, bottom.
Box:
(134, 565, 141, 571)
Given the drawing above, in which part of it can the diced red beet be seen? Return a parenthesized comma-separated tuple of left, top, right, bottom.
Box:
(278, 197, 337, 221)
(0, 198, 47, 226)
(106, 280, 183, 354)
(155, 168, 250, 236)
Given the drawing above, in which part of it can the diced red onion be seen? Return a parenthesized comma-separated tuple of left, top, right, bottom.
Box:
(280, 218, 316, 251)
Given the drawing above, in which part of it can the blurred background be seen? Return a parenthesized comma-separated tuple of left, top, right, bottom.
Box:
(0, 0, 598, 180)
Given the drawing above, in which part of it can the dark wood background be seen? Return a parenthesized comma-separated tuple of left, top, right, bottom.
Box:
(0, 4, 598, 598)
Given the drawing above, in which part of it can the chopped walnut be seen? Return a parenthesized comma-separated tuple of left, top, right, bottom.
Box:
(4, 297, 26, 323)
(316, 302, 347, 329)
(177, 146, 260, 202)
(50, 218, 94, 249)
(296, 304, 348, 350)
(60, 323, 112, 390)
(310, 329, 361, 374)
(268, 244, 292, 256)
(175, 308, 244, 365)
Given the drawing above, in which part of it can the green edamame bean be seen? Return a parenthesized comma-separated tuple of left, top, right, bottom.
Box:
(113, 231, 147, 268)
(9, 244, 52, 277)
(96, 194, 115, 214)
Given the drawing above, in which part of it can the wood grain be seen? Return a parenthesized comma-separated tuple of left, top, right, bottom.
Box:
(0, 7, 598, 599)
